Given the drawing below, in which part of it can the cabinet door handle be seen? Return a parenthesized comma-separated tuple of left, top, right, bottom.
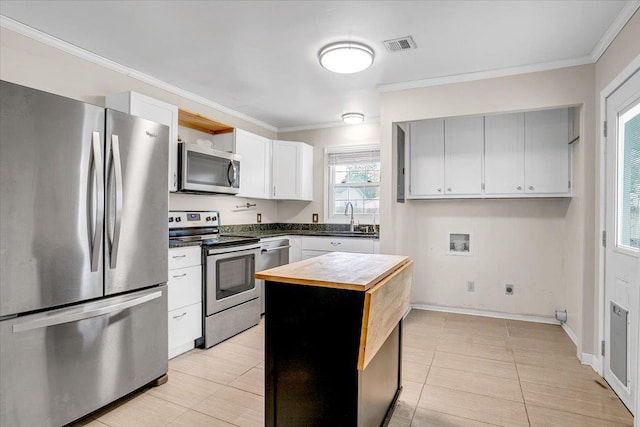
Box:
(172, 312, 187, 320)
(172, 254, 187, 259)
(529, 186, 534, 191)
(517, 186, 522, 191)
(330, 242, 341, 246)
(172, 273, 187, 279)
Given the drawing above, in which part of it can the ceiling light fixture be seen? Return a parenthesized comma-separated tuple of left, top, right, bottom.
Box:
(319, 42, 374, 74)
(342, 112, 365, 125)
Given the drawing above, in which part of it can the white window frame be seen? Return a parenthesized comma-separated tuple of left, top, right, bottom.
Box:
(324, 143, 381, 224)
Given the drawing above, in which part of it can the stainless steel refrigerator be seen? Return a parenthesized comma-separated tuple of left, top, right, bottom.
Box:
(0, 81, 169, 427)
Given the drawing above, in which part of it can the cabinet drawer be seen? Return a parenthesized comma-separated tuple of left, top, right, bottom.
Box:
(301, 237, 374, 253)
(168, 246, 201, 270)
(168, 302, 202, 358)
(168, 265, 202, 311)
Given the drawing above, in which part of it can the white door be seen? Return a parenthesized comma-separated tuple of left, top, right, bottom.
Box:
(408, 119, 445, 197)
(444, 116, 483, 195)
(272, 140, 301, 199)
(604, 68, 640, 414)
(524, 108, 570, 194)
(236, 129, 271, 199)
(484, 113, 525, 195)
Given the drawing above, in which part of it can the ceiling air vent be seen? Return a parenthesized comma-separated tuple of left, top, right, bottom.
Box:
(383, 36, 417, 52)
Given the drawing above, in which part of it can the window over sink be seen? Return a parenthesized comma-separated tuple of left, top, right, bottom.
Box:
(325, 144, 380, 223)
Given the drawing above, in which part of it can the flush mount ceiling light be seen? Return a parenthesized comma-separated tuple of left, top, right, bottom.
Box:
(342, 112, 365, 124)
(319, 42, 374, 74)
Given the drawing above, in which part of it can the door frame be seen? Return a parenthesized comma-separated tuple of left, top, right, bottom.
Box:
(597, 53, 640, 424)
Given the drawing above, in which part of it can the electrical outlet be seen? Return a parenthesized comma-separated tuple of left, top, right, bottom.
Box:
(505, 284, 514, 295)
(467, 281, 475, 292)
(257, 213, 262, 223)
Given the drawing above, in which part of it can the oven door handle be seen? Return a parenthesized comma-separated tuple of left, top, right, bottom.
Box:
(261, 245, 291, 253)
(207, 245, 260, 256)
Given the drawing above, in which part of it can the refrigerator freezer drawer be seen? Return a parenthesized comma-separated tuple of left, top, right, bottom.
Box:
(0, 286, 168, 427)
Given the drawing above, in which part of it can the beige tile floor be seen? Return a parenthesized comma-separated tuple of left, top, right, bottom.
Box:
(70, 310, 634, 427)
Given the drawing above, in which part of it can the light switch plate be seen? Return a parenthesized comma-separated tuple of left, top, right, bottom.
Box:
(257, 213, 262, 223)
(312, 213, 319, 223)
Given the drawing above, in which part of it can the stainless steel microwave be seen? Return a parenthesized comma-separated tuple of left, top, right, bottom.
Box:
(178, 142, 240, 194)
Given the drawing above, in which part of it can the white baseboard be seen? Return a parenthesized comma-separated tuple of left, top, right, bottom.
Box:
(411, 304, 560, 325)
(561, 322, 579, 346)
(590, 355, 603, 375)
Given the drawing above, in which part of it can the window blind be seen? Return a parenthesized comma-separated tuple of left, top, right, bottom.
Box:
(327, 148, 380, 166)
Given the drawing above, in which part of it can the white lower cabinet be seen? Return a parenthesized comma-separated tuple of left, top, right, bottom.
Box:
(168, 246, 202, 359)
(300, 237, 377, 259)
(288, 236, 302, 263)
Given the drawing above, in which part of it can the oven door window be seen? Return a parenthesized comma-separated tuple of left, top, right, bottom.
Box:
(216, 253, 255, 300)
(186, 151, 233, 188)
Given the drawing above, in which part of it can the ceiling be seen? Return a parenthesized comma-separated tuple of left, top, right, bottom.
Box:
(0, 1, 637, 131)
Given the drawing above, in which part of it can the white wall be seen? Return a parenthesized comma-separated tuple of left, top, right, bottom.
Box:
(277, 123, 380, 224)
(0, 27, 279, 226)
(380, 65, 596, 330)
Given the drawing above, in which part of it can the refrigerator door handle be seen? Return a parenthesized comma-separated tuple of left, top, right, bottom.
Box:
(107, 134, 123, 269)
(12, 291, 162, 333)
(90, 131, 105, 272)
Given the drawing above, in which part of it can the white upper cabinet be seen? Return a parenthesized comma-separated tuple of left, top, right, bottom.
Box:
(272, 140, 313, 201)
(524, 109, 570, 194)
(484, 113, 525, 195)
(408, 119, 445, 197)
(406, 107, 571, 199)
(235, 129, 272, 199)
(105, 91, 179, 192)
(444, 117, 483, 195)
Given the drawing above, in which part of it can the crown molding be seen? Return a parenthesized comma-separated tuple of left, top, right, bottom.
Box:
(278, 117, 380, 134)
(0, 15, 278, 133)
(590, 0, 640, 62)
(377, 55, 594, 93)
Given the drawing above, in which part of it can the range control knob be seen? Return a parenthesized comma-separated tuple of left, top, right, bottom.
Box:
(212, 216, 217, 222)
(206, 216, 212, 221)
(168, 217, 174, 223)
(176, 217, 182, 223)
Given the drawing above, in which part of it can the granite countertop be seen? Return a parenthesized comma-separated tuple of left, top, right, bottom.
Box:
(168, 239, 202, 249)
(223, 229, 379, 239)
(169, 224, 380, 248)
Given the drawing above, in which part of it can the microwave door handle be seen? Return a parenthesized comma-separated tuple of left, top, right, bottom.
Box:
(227, 161, 238, 186)
(90, 131, 105, 272)
(108, 134, 123, 269)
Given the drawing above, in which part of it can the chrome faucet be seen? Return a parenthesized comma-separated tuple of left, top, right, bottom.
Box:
(344, 202, 355, 232)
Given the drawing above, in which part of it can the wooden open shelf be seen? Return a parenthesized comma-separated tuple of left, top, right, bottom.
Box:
(178, 108, 234, 135)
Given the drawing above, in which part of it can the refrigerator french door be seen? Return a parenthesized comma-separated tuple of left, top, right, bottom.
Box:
(0, 81, 169, 427)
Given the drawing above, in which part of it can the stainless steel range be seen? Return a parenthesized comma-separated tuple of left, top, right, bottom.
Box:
(169, 211, 261, 347)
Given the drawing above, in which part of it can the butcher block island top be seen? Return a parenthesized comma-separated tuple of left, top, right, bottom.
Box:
(254, 251, 411, 291)
(259, 252, 413, 426)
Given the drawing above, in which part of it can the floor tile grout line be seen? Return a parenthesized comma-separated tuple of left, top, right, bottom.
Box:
(508, 324, 533, 427)
(524, 403, 636, 425)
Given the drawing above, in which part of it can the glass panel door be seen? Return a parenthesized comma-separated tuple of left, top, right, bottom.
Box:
(216, 253, 255, 300)
(617, 101, 640, 252)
